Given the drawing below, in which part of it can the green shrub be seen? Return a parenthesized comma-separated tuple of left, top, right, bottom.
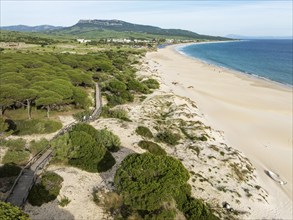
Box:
(102, 192, 123, 214)
(114, 153, 218, 220)
(0, 201, 30, 220)
(0, 163, 21, 178)
(51, 133, 72, 163)
(127, 79, 150, 94)
(72, 124, 120, 152)
(138, 141, 166, 155)
(59, 196, 71, 207)
(107, 80, 127, 93)
(105, 91, 134, 107)
(97, 151, 116, 172)
(2, 150, 30, 165)
(28, 171, 63, 206)
(142, 79, 160, 90)
(2, 138, 26, 151)
(157, 130, 181, 146)
(95, 129, 121, 152)
(68, 131, 106, 172)
(101, 106, 131, 121)
(114, 153, 190, 212)
(52, 123, 118, 173)
(71, 123, 99, 139)
(105, 94, 127, 106)
(182, 197, 219, 220)
(29, 138, 49, 155)
(135, 126, 153, 139)
(13, 119, 62, 135)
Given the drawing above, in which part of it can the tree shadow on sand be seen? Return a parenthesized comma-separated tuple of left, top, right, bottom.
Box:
(24, 199, 75, 220)
(97, 146, 136, 191)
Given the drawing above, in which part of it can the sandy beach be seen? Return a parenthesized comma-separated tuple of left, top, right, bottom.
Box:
(146, 44, 292, 218)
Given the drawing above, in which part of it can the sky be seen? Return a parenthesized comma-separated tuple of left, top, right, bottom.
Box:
(0, 0, 292, 37)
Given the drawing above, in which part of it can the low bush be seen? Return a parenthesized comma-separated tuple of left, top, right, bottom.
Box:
(72, 124, 119, 147)
(0, 201, 30, 220)
(102, 192, 123, 214)
(12, 119, 62, 135)
(0, 163, 21, 178)
(114, 153, 190, 217)
(28, 171, 63, 206)
(101, 106, 131, 121)
(114, 153, 218, 219)
(127, 79, 150, 94)
(157, 130, 181, 146)
(68, 131, 106, 172)
(59, 196, 71, 207)
(106, 92, 134, 107)
(2, 150, 30, 165)
(135, 126, 153, 139)
(107, 80, 127, 94)
(138, 141, 166, 155)
(96, 129, 121, 152)
(142, 79, 160, 90)
(52, 123, 119, 173)
(29, 138, 49, 155)
(1, 138, 26, 151)
(182, 197, 218, 220)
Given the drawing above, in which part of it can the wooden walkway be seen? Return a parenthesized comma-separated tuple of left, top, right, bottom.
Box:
(5, 83, 102, 207)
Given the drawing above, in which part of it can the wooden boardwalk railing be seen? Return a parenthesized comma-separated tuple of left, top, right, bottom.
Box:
(4, 83, 102, 208)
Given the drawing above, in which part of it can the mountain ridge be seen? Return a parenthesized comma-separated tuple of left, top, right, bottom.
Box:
(0, 25, 64, 32)
(1, 19, 229, 41)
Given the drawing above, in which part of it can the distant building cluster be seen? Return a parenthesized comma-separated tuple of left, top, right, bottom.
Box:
(106, 38, 151, 44)
(77, 39, 91, 43)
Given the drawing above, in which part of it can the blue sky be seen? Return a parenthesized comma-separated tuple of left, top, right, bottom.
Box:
(0, 1, 292, 37)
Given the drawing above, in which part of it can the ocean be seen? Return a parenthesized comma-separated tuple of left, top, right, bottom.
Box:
(177, 40, 293, 86)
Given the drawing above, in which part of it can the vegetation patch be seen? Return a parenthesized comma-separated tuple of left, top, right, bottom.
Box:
(2, 149, 30, 165)
(135, 126, 153, 139)
(95, 129, 121, 152)
(29, 138, 49, 155)
(52, 123, 119, 172)
(142, 78, 160, 90)
(138, 140, 166, 155)
(28, 171, 63, 206)
(1, 138, 26, 151)
(59, 196, 71, 207)
(113, 153, 218, 219)
(12, 119, 62, 135)
(101, 106, 131, 121)
(0, 201, 30, 220)
(157, 130, 181, 146)
(1, 138, 29, 165)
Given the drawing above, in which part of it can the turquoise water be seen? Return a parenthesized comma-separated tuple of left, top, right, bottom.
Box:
(177, 40, 293, 86)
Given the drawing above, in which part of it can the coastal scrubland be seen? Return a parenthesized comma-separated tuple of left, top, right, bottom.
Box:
(1, 32, 290, 220)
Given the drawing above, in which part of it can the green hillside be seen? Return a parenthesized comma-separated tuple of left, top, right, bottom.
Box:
(51, 19, 228, 41)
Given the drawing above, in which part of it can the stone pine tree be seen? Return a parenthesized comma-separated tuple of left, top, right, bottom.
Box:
(36, 91, 63, 118)
(0, 84, 21, 117)
(18, 89, 38, 120)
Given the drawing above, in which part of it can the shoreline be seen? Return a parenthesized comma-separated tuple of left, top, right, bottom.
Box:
(147, 45, 292, 218)
(173, 42, 293, 89)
